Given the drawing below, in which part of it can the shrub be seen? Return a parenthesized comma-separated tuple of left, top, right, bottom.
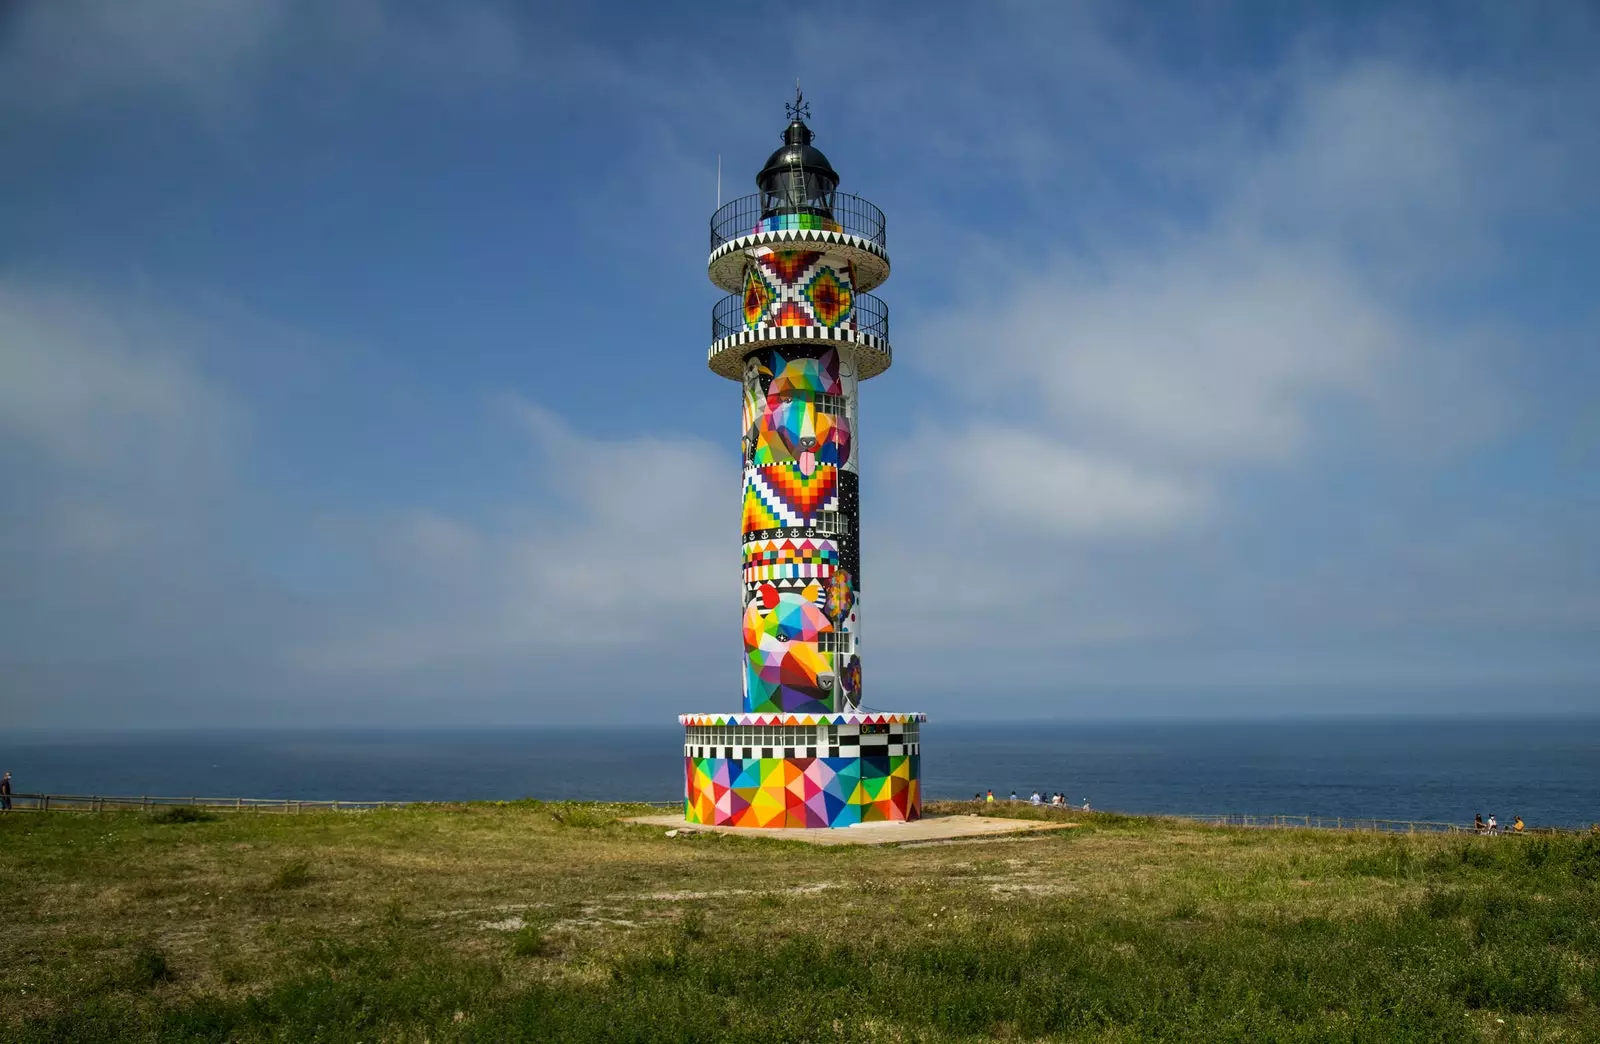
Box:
(123, 946, 173, 988)
(149, 806, 216, 824)
(1572, 837, 1600, 882)
(678, 908, 707, 942)
(1454, 949, 1567, 1014)
(550, 807, 611, 828)
(269, 859, 313, 890)
(509, 925, 550, 958)
(1423, 888, 1466, 919)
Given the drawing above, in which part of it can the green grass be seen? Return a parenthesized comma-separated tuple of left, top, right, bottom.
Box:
(2, 801, 1597, 1041)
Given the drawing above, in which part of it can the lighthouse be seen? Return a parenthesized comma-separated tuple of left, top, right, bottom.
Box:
(680, 93, 924, 828)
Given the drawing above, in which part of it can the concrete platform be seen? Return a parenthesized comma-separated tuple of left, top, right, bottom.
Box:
(626, 813, 1078, 846)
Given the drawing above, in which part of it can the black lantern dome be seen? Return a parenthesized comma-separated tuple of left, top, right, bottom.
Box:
(756, 115, 839, 219)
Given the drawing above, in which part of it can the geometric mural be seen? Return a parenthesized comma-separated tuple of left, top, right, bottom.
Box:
(744, 251, 855, 333)
(743, 537, 839, 583)
(744, 348, 853, 473)
(686, 753, 920, 828)
(743, 583, 834, 714)
(743, 463, 838, 529)
(736, 338, 863, 718)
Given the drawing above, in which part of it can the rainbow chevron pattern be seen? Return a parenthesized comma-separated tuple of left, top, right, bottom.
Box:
(685, 753, 920, 828)
(742, 463, 838, 533)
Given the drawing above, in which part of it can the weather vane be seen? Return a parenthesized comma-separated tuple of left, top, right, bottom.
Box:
(786, 79, 810, 122)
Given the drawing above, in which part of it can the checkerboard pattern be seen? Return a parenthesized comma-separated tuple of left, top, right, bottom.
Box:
(743, 538, 839, 583)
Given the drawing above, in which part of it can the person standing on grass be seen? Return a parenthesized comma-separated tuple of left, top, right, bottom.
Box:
(1474, 813, 1484, 833)
(1, 771, 11, 812)
(1487, 814, 1498, 835)
(985, 790, 994, 805)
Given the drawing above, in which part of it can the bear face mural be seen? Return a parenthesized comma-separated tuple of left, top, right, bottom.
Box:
(743, 582, 835, 713)
(742, 348, 853, 475)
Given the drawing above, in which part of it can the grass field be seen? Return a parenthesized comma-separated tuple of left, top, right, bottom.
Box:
(3, 801, 1599, 1042)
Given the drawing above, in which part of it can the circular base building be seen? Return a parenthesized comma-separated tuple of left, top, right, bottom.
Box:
(681, 711, 923, 827)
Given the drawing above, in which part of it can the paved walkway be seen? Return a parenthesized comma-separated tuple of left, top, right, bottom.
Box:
(626, 812, 1078, 846)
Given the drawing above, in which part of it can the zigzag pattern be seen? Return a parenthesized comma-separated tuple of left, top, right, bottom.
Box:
(743, 538, 838, 583)
(679, 711, 926, 726)
(710, 228, 886, 258)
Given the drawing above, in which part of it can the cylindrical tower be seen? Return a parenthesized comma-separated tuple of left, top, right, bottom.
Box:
(680, 97, 924, 828)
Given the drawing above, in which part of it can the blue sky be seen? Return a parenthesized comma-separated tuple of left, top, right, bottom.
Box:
(1, 1, 1597, 727)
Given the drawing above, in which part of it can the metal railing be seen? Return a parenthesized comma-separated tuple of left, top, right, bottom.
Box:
(1160, 813, 1588, 836)
(712, 291, 888, 343)
(0, 793, 683, 814)
(1164, 813, 1470, 834)
(711, 192, 886, 253)
(933, 801, 1590, 836)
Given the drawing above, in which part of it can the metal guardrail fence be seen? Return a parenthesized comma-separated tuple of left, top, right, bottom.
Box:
(712, 290, 888, 342)
(710, 192, 886, 253)
(1164, 813, 1467, 833)
(1158, 812, 1590, 836)
(933, 801, 1591, 836)
(4, 795, 1586, 835)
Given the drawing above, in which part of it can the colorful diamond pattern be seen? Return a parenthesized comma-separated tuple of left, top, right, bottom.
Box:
(740, 253, 855, 332)
(742, 266, 776, 329)
(804, 266, 853, 327)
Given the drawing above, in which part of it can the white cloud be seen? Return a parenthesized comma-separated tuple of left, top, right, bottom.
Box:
(0, 0, 537, 124)
(922, 241, 1399, 464)
(890, 426, 1206, 535)
(0, 0, 282, 118)
(0, 280, 235, 484)
(290, 399, 733, 675)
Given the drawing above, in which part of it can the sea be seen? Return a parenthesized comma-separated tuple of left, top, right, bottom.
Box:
(4, 717, 1597, 828)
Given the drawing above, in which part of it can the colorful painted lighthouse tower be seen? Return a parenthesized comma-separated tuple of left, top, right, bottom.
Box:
(680, 94, 924, 828)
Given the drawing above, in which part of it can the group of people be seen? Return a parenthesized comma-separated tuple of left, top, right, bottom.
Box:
(974, 789, 1090, 811)
(1473, 812, 1524, 835)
